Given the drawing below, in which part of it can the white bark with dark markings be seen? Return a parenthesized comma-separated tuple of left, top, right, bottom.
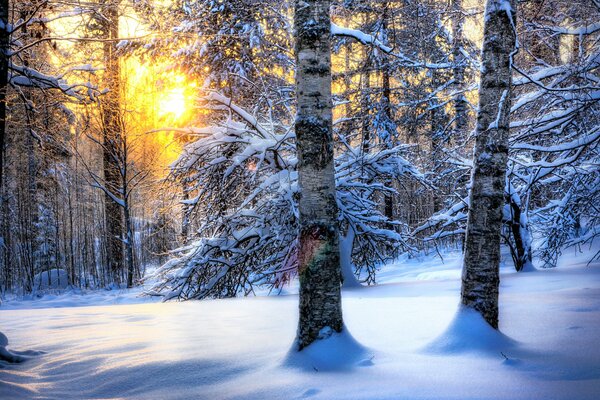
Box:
(461, 0, 517, 329)
(294, 0, 343, 350)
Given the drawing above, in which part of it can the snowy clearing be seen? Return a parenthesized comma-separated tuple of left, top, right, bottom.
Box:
(1, 246, 600, 399)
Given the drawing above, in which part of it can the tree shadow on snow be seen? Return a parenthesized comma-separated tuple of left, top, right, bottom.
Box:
(0, 331, 45, 399)
(0, 331, 45, 366)
(421, 306, 600, 383)
(1, 353, 258, 399)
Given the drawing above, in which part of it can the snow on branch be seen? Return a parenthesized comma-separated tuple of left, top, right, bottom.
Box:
(150, 91, 426, 300)
(512, 127, 600, 153)
(331, 23, 392, 53)
(9, 63, 99, 101)
(532, 22, 600, 36)
(331, 23, 452, 69)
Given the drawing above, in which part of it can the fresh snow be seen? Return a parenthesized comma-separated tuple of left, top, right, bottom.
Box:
(1, 245, 600, 399)
(0, 285, 158, 310)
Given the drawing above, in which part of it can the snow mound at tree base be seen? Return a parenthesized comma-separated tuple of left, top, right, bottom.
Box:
(284, 326, 373, 371)
(423, 306, 518, 356)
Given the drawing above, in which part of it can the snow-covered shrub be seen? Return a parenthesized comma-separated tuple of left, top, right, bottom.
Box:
(33, 269, 69, 292)
(149, 93, 425, 300)
(413, 9, 600, 269)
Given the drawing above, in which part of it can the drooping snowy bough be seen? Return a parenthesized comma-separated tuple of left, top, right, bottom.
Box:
(148, 93, 425, 301)
(414, 0, 600, 271)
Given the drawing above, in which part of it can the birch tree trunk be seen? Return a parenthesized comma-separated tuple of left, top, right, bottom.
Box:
(461, 0, 517, 329)
(294, 0, 343, 350)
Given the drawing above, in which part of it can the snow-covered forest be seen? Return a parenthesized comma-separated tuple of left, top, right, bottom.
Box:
(1, 0, 600, 399)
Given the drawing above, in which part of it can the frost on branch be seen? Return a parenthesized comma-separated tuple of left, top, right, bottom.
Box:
(414, 4, 600, 269)
(149, 94, 424, 300)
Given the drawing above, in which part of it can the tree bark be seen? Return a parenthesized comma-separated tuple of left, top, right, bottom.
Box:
(381, 37, 394, 227)
(460, 0, 517, 329)
(294, 0, 343, 350)
(101, 0, 125, 285)
(451, 0, 468, 136)
(0, 0, 8, 193)
(0, 0, 8, 292)
(506, 190, 532, 272)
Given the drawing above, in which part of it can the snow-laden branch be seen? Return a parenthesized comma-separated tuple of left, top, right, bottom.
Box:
(532, 22, 600, 36)
(512, 127, 600, 153)
(9, 63, 99, 101)
(331, 23, 392, 52)
(330, 23, 452, 69)
(150, 91, 426, 300)
(202, 92, 272, 139)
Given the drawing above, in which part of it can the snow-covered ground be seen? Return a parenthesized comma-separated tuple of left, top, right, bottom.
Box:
(1, 245, 600, 399)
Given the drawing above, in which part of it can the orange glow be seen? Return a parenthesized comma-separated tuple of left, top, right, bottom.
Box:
(153, 72, 197, 125)
(120, 57, 199, 171)
(158, 87, 187, 120)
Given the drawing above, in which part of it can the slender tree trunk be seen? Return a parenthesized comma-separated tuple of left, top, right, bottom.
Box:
(340, 228, 360, 288)
(181, 186, 190, 242)
(67, 184, 76, 283)
(102, 0, 125, 285)
(25, 107, 43, 275)
(505, 188, 533, 272)
(460, 0, 517, 329)
(343, 41, 352, 119)
(430, 109, 443, 213)
(381, 46, 394, 226)
(451, 0, 468, 136)
(0, 0, 8, 194)
(0, 0, 9, 287)
(1, 183, 9, 290)
(123, 197, 135, 288)
(361, 52, 371, 153)
(294, 0, 343, 350)
(377, 4, 396, 227)
(121, 138, 135, 288)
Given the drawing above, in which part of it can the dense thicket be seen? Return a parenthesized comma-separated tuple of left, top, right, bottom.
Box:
(0, 0, 176, 294)
(0, 0, 598, 300)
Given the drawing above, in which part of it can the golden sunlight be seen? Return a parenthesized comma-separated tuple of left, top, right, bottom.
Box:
(158, 87, 187, 120)
(154, 73, 196, 124)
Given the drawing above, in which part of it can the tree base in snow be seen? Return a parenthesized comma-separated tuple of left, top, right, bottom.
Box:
(284, 326, 373, 371)
(423, 306, 518, 356)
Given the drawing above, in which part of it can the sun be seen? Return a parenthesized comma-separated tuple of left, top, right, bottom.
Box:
(158, 87, 187, 121)
(155, 73, 196, 122)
